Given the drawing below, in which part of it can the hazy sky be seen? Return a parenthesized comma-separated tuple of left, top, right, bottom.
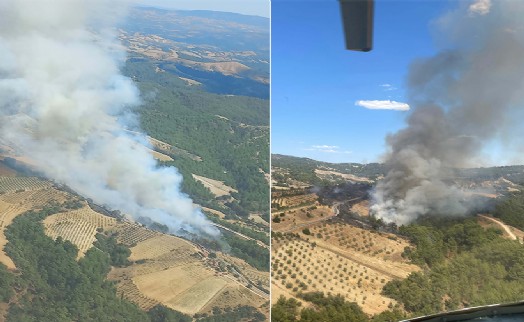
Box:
(134, 0, 269, 17)
(272, 0, 454, 164)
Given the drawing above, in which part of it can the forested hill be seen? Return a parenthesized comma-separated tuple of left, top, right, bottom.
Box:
(271, 154, 385, 185)
(272, 154, 524, 188)
(120, 9, 269, 219)
(120, 7, 269, 99)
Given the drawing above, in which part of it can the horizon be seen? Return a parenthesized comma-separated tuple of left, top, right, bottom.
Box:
(133, 0, 269, 18)
(272, 152, 524, 168)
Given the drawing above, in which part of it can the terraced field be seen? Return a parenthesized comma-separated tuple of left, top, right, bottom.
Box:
(39, 204, 268, 316)
(271, 222, 419, 315)
(112, 222, 160, 247)
(0, 201, 27, 269)
(44, 205, 117, 257)
(114, 278, 159, 310)
(0, 176, 52, 194)
(0, 176, 268, 318)
(0, 177, 70, 269)
(108, 228, 268, 316)
(308, 222, 411, 263)
(273, 193, 317, 208)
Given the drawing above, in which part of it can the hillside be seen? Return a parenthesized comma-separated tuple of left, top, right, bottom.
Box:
(271, 154, 524, 320)
(0, 7, 269, 322)
(0, 174, 268, 321)
(121, 9, 270, 228)
(121, 7, 269, 98)
(272, 154, 524, 196)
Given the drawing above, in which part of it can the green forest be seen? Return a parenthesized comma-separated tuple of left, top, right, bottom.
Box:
(271, 154, 385, 185)
(384, 217, 524, 317)
(271, 292, 404, 322)
(492, 190, 524, 231)
(123, 60, 269, 217)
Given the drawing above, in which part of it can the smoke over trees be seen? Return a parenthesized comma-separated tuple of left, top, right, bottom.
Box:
(372, 0, 524, 224)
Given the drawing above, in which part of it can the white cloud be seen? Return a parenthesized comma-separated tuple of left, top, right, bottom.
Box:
(380, 83, 396, 91)
(305, 145, 352, 154)
(468, 0, 491, 15)
(355, 100, 410, 111)
(312, 145, 338, 149)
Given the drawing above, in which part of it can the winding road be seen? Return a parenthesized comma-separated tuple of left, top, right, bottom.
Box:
(477, 214, 519, 241)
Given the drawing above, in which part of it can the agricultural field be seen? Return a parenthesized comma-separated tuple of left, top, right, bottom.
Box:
(0, 176, 70, 269)
(272, 192, 317, 209)
(0, 176, 52, 194)
(271, 189, 336, 232)
(40, 203, 269, 318)
(0, 173, 268, 319)
(44, 204, 118, 258)
(314, 169, 374, 183)
(108, 225, 269, 317)
(271, 220, 420, 316)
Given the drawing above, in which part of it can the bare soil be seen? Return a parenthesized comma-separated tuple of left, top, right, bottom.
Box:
(192, 174, 238, 198)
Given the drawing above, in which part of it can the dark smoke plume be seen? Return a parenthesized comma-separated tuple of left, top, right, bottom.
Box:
(372, 0, 524, 224)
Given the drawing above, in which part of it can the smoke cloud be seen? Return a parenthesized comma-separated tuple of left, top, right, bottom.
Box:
(0, 0, 218, 236)
(371, 0, 524, 225)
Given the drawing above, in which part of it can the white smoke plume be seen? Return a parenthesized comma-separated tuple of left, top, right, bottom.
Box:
(0, 0, 218, 236)
(371, 0, 524, 225)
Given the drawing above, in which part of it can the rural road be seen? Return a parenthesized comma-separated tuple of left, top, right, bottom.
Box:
(477, 214, 518, 241)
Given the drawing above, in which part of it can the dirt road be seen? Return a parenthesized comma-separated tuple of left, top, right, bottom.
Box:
(478, 214, 518, 241)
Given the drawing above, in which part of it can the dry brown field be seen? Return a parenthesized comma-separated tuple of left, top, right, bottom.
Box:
(249, 213, 269, 226)
(202, 207, 227, 219)
(106, 223, 268, 316)
(192, 174, 238, 198)
(148, 148, 174, 162)
(351, 200, 370, 217)
(41, 207, 268, 317)
(314, 169, 374, 183)
(179, 77, 201, 86)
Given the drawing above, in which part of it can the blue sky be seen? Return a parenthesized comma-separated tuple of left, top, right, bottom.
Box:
(271, 0, 454, 163)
